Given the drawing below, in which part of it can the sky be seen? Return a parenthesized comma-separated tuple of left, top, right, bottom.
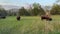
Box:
(0, 0, 57, 6)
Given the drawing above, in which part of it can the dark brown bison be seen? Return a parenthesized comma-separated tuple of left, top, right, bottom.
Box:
(16, 16, 21, 21)
(41, 15, 52, 21)
(0, 16, 6, 19)
(1, 17, 6, 19)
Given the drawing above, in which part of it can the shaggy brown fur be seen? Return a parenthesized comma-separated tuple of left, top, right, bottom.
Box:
(41, 15, 52, 21)
(16, 16, 20, 21)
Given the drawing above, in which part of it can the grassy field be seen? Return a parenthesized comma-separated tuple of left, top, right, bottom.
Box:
(0, 15, 60, 34)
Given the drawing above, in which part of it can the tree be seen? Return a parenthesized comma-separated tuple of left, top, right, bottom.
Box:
(31, 3, 45, 16)
(33, 3, 40, 8)
(0, 6, 7, 16)
(19, 7, 30, 16)
(50, 4, 60, 15)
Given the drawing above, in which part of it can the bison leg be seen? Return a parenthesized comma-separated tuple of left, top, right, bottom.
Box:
(49, 18, 52, 21)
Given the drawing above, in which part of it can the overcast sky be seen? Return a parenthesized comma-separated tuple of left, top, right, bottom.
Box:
(0, 0, 57, 6)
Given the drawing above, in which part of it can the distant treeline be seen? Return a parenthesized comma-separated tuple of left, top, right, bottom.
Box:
(0, 3, 60, 16)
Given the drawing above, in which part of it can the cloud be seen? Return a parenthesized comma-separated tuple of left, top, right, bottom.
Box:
(0, 0, 56, 6)
(0, 0, 20, 6)
(0, 2, 21, 6)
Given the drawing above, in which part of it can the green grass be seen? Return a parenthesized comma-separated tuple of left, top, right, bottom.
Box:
(0, 15, 60, 34)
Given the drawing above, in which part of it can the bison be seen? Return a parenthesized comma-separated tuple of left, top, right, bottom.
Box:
(41, 15, 52, 21)
(0, 16, 6, 19)
(16, 16, 21, 21)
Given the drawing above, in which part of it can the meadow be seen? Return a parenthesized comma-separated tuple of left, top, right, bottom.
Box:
(0, 15, 60, 34)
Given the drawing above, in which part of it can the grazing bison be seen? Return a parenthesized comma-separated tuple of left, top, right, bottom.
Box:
(41, 15, 52, 21)
(0, 12, 6, 19)
(1, 16, 6, 19)
(16, 16, 21, 21)
(0, 16, 6, 19)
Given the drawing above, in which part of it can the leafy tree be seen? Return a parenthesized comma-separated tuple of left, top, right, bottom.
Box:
(0, 6, 7, 16)
(31, 3, 45, 16)
(19, 7, 31, 16)
(50, 4, 60, 15)
(33, 3, 40, 8)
